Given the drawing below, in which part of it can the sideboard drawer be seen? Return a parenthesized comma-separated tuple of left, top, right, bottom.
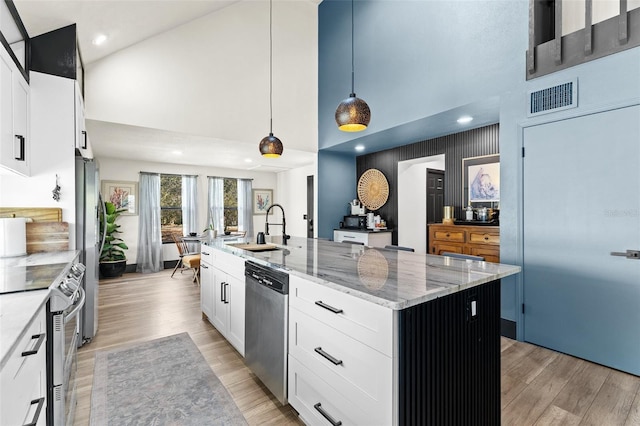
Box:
(468, 231, 500, 245)
(432, 228, 465, 242)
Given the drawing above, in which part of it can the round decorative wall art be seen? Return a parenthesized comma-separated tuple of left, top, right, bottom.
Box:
(357, 168, 389, 210)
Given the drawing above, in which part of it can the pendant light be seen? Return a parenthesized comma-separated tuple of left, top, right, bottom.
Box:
(335, 0, 370, 132)
(259, 0, 283, 157)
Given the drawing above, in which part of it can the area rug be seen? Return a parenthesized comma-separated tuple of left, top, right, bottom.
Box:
(90, 332, 248, 426)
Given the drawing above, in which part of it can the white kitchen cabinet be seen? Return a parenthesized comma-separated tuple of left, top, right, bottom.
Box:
(200, 245, 214, 320)
(0, 45, 30, 176)
(201, 245, 245, 356)
(288, 275, 393, 425)
(0, 304, 47, 426)
(333, 230, 392, 248)
(74, 85, 93, 158)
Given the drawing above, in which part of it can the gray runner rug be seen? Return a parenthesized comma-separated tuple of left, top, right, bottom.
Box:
(90, 332, 248, 426)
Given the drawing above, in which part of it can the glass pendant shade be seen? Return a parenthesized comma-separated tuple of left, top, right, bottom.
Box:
(335, 93, 371, 132)
(259, 133, 283, 158)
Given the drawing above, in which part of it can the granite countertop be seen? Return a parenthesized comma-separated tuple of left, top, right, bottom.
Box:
(0, 251, 79, 369)
(205, 236, 520, 310)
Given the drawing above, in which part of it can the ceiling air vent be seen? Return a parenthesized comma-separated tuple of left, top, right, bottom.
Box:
(528, 79, 578, 117)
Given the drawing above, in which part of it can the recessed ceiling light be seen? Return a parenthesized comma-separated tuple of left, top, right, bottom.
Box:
(92, 34, 108, 46)
(171, 150, 183, 155)
(245, 158, 253, 163)
(457, 116, 473, 124)
(355, 145, 365, 152)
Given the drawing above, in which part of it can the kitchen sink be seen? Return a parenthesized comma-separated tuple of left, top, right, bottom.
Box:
(225, 242, 282, 252)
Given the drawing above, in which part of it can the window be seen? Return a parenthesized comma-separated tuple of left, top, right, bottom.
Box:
(223, 178, 238, 230)
(160, 174, 182, 243)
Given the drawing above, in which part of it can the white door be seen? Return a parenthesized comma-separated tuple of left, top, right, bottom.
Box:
(523, 105, 640, 375)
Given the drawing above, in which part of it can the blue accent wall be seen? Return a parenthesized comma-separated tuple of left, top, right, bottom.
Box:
(317, 0, 640, 336)
(317, 150, 357, 239)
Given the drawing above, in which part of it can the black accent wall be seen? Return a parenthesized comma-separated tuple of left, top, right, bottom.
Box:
(356, 124, 499, 244)
(30, 24, 78, 80)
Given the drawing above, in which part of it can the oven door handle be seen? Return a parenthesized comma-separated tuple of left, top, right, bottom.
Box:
(64, 287, 86, 324)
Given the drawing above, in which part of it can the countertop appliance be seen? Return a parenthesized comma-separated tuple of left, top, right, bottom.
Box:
(244, 261, 289, 404)
(75, 156, 104, 346)
(342, 215, 367, 230)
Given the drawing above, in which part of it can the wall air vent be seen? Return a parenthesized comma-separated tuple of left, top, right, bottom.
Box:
(528, 79, 578, 117)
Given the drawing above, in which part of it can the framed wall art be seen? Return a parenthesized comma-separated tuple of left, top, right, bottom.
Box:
(101, 180, 138, 215)
(462, 154, 500, 206)
(252, 189, 273, 215)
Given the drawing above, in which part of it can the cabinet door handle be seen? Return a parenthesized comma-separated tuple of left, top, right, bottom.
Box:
(314, 347, 343, 365)
(81, 130, 87, 149)
(202, 251, 210, 256)
(315, 301, 343, 314)
(21, 333, 45, 357)
(224, 282, 229, 304)
(313, 403, 342, 426)
(220, 282, 225, 302)
(14, 135, 25, 161)
(23, 397, 45, 426)
(201, 264, 208, 269)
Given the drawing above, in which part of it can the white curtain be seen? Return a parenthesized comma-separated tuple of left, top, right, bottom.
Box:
(207, 177, 224, 234)
(136, 173, 163, 273)
(237, 178, 253, 237)
(181, 175, 198, 235)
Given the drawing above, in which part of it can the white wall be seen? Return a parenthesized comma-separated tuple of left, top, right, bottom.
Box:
(98, 156, 278, 265)
(0, 73, 77, 247)
(84, 0, 318, 154)
(397, 155, 445, 254)
(276, 162, 317, 238)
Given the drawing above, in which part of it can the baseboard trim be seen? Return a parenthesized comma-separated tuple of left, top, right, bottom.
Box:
(501, 319, 516, 339)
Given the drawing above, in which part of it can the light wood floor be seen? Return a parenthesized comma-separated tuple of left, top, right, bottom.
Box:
(74, 269, 640, 426)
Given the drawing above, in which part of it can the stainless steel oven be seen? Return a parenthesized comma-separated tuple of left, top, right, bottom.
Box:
(48, 263, 85, 426)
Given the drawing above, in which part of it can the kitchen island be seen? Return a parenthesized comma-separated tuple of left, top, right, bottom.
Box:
(204, 236, 520, 425)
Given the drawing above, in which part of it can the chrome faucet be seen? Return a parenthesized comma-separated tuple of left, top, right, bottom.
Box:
(265, 203, 290, 245)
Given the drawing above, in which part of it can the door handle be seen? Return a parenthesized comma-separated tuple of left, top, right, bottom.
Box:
(610, 250, 640, 260)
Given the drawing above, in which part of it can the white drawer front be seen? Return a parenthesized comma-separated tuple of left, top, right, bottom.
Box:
(290, 308, 392, 419)
(200, 244, 214, 265)
(0, 310, 47, 426)
(289, 275, 393, 356)
(214, 248, 244, 277)
(334, 231, 368, 245)
(289, 355, 388, 426)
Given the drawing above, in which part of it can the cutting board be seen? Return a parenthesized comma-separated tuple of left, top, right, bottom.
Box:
(227, 243, 279, 252)
(0, 207, 62, 222)
(26, 222, 69, 253)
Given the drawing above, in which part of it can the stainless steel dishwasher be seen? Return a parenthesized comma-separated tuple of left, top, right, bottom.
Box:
(245, 261, 289, 404)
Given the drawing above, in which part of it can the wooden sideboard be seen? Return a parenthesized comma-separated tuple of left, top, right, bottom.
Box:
(428, 223, 500, 262)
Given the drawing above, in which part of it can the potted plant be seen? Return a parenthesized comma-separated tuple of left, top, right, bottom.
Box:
(99, 201, 129, 278)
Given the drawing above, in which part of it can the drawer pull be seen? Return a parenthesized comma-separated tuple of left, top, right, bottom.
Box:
(484, 235, 489, 241)
(23, 397, 45, 426)
(446, 233, 450, 237)
(313, 402, 342, 426)
(22, 334, 45, 357)
(201, 264, 209, 269)
(315, 301, 343, 314)
(202, 251, 210, 255)
(343, 235, 355, 239)
(314, 347, 343, 366)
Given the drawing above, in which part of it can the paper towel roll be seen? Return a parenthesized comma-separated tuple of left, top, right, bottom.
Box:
(0, 217, 27, 257)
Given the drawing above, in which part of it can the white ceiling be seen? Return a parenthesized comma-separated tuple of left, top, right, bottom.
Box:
(14, 0, 241, 64)
(14, 0, 318, 171)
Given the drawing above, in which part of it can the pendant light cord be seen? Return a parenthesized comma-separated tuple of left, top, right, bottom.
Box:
(351, 0, 355, 94)
(269, 0, 274, 134)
